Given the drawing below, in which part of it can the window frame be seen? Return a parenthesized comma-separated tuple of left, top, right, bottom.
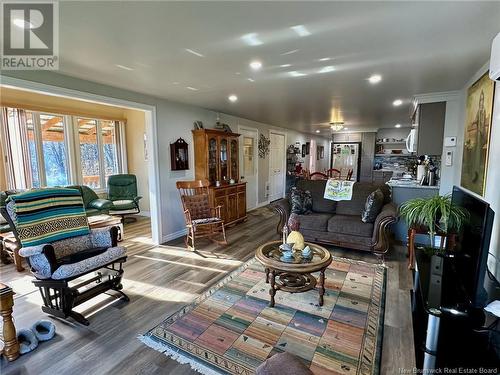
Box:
(2, 107, 126, 192)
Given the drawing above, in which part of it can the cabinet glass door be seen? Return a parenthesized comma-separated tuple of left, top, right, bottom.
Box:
(208, 137, 218, 183)
(220, 138, 228, 181)
(230, 139, 238, 181)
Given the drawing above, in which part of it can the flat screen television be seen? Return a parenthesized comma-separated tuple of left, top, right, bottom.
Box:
(451, 186, 495, 308)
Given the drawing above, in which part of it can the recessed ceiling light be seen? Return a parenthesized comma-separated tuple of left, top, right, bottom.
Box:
(241, 33, 263, 46)
(185, 48, 204, 57)
(344, 127, 349, 131)
(289, 71, 307, 77)
(250, 60, 262, 70)
(235, 72, 241, 75)
(395, 124, 402, 128)
(291, 25, 311, 37)
(228, 95, 238, 102)
(315, 130, 320, 133)
(280, 49, 299, 56)
(318, 57, 331, 62)
(186, 86, 199, 91)
(279, 64, 292, 68)
(247, 78, 255, 82)
(318, 66, 335, 74)
(13, 18, 32, 29)
(115, 64, 134, 71)
(172, 82, 180, 85)
(393, 99, 403, 106)
(368, 74, 382, 84)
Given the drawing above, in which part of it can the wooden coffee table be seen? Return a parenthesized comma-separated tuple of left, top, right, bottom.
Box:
(255, 240, 332, 307)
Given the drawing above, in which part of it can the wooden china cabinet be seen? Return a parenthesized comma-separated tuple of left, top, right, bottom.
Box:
(192, 129, 247, 225)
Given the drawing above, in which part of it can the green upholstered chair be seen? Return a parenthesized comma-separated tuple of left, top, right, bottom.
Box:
(107, 174, 142, 222)
(66, 185, 113, 216)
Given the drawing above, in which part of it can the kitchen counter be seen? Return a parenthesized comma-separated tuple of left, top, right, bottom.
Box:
(387, 179, 440, 190)
(388, 178, 440, 242)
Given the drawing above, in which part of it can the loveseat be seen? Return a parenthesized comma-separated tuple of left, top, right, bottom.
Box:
(272, 180, 398, 256)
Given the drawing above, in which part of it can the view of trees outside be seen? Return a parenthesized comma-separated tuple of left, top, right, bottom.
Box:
(40, 114, 69, 186)
(78, 119, 119, 188)
(102, 120, 119, 184)
(6, 108, 121, 189)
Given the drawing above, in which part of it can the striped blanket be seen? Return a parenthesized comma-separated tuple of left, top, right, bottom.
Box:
(9, 188, 90, 247)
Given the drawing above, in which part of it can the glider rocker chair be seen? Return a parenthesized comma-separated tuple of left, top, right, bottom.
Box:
(107, 174, 142, 223)
(1, 188, 128, 326)
(176, 180, 227, 251)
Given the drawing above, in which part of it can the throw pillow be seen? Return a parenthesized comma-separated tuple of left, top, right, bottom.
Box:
(361, 188, 384, 223)
(290, 188, 312, 215)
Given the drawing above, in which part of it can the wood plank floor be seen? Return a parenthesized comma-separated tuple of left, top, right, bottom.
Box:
(0, 208, 415, 374)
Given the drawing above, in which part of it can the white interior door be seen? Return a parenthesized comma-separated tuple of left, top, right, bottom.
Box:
(269, 132, 285, 202)
(239, 127, 258, 210)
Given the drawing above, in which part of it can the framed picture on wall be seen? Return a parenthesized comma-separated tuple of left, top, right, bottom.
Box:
(305, 142, 310, 155)
(320, 146, 324, 159)
(460, 71, 495, 196)
(301, 144, 306, 157)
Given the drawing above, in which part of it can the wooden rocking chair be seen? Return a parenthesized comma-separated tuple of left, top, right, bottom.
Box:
(176, 180, 227, 251)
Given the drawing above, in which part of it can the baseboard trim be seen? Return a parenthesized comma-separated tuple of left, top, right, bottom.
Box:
(248, 200, 270, 211)
(162, 228, 187, 244)
(137, 210, 151, 217)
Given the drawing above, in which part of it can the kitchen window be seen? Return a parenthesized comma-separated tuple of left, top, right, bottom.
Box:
(0, 107, 126, 190)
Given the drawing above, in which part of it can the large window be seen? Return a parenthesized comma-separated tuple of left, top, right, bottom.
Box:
(1, 107, 126, 190)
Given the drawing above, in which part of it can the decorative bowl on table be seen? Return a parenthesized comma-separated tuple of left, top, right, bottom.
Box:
(279, 243, 294, 259)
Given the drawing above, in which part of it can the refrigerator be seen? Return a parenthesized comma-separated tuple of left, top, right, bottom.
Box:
(331, 143, 361, 181)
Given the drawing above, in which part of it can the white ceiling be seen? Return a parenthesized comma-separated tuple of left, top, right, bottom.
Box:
(57, 1, 500, 134)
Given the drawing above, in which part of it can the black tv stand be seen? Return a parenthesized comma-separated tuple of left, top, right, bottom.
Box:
(411, 248, 499, 370)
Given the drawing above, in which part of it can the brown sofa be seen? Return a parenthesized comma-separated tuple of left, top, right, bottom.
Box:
(272, 180, 398, 256)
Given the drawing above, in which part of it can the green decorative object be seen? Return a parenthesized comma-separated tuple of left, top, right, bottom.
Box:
(399, 194, 469, 250)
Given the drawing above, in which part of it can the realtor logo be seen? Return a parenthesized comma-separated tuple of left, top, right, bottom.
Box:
(1, 1, 59, 69)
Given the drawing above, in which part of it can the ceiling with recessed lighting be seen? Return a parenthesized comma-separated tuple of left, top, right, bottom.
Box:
(53, 1, 500, 133)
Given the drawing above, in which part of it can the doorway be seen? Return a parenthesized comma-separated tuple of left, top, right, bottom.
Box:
(238, 126, 258, 210)
(0, 77, 162, 245)
(269, 131, 286, 202)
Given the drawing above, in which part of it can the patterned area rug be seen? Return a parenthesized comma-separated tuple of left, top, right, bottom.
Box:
(140, 256, 386, 375)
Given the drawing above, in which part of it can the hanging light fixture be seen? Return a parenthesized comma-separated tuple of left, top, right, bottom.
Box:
(330, 121, 344, 131)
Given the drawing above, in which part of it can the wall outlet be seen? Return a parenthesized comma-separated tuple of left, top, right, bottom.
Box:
(445, 150, 453, 166)
(444, 136, 457, 147)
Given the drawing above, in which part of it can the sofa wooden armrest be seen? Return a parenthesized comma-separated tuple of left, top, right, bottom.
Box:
(271, 198, 290, 235)
(372, 202, 398, 255)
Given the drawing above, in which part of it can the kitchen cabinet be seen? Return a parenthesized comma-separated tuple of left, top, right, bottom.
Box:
(193, 129, 247, 225)
(415, 102, 446, 156)
(211, 183, 246, 225)
(332, 133, 362, 143)
(360, 132, 376, 182)
(193, 129, 241, 183)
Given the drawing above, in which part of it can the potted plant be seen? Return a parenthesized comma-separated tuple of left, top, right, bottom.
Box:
(399, 194, 469, 253)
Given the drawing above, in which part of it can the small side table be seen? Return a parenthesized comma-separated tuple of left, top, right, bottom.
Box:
(0, 283, 20, 361)
(1, 232, 24, 272)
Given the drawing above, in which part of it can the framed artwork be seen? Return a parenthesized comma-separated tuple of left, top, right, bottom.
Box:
(320, 146, 324, 159)
(305, 142, 310, 155)
(460, 72, 495, 196)
(301, 144, 306, 157)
